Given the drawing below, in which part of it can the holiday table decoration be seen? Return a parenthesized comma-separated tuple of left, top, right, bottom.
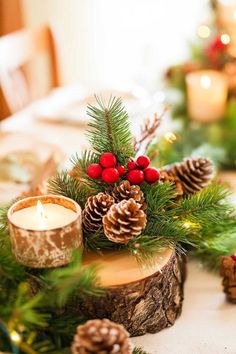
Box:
(153, 0, 236, 170)
(7, 195, 83, 268)
(220, 254, 236, 303)
(1, 95, 236, 352)
(47, 95, 236, 334)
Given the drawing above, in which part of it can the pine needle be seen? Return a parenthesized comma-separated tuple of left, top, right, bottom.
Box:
(87, 95, 134, 164)
(48, 171, 99, 208)
(133, 347, 150, 354)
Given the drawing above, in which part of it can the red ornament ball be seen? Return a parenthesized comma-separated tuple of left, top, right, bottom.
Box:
(137, 155, 150, 169)
(102, 167, 119, 184)
(116, 165, 126, 176)
(144, 167, 160, 184)
(127, 161, 137, 170)
(127, 169, 144, 185)
(100, 153, 117, 168)
(231, 253, 236, 262)
(87, 163, 102, 179)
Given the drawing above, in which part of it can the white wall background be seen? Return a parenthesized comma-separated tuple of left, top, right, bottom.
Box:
(22, 0, 210, 91)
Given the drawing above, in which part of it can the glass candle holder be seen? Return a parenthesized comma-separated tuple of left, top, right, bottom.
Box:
(7, 195, 83, 268)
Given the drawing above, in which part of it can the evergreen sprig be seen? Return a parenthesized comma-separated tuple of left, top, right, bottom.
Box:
(87, 95, 134, 164)
(48, 171, 99, 208)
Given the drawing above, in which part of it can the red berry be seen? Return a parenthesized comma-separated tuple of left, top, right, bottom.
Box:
(144, 167, 160, 184)
(100, 153, 117, 168)
(116, 165, 126, 176)
(127, 169, 144, 185)
(102, 168, 119, 184)
(231, 253, 236, 262)
(137, 155, 150, 169)
(127, 161, 137, 170)
(87, 163, 102, 179)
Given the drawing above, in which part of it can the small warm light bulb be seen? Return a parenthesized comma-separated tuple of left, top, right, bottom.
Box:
(200, 75, 211, 89)
(183, 221, 191, 229)
(197, 25, 210, 39)
(164, 132, 177, 143)
(221, 33, 230, 45)
(10, 330, 21, 343)
(183, 221, 198, 229)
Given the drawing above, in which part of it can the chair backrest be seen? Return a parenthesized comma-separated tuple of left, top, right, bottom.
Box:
(0, 25, 60, 120)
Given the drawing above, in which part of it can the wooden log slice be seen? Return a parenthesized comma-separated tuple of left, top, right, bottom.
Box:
(70, 248, 186, 337)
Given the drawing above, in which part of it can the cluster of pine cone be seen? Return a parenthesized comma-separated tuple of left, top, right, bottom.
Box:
(82, 157, 214, 244)
(83, 180, 147, 244)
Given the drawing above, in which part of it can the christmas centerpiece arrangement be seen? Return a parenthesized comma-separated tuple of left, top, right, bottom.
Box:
(151, 0, 236, 171)
(1, 95, 236, 353)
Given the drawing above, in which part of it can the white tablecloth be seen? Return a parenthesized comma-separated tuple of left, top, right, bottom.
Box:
(133, 261, 236, 354)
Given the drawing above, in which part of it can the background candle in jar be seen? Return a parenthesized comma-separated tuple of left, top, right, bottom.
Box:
(10, 201, 78, 230)
(186, 70, 228, 122)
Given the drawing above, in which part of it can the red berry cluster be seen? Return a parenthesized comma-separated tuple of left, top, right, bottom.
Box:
(231, 253, 236, 262)
(87, 152, 124, 184)
(126, 155, 160, 185)
(87, 152, 160, 185)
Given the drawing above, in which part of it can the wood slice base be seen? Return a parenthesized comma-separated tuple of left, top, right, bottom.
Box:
(70, 248, 186, 337)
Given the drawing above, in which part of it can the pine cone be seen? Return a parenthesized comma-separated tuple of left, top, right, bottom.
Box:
(220, 256, 236, 304)
(160, 170, 184, 200)
(166, 157, 214, 195)
(83, 193, 114, 232)
(71, 319, 132, 354)
(103, 199, 147, 244)
(112, 180, 147, 210)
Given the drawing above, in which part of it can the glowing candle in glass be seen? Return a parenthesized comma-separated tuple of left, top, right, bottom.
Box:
(186, 70, 228, 122)
(7, 195, 83, 268)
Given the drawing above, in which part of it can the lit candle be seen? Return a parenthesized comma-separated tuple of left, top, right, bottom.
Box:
(8, 195, 83, 268)
(186, 70, 228, 122)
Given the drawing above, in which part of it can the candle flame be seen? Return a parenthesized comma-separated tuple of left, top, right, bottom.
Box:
(37, 201, 46, 229)
(37, 201, 45, 218)
(200, 75, 211, 89)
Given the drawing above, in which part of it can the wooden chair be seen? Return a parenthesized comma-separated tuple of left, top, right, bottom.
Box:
(0, 25, 60, 120)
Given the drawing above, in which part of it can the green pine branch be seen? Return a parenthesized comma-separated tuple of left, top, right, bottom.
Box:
(87, 95, 134, 164)
(48, 171, 100, 208)
(166, 182, 232, 223)
(43, 251, 103, 307)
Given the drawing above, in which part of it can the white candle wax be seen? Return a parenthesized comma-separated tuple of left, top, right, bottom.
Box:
(10, 203, 77, 230)
(186, 70, 228, 122)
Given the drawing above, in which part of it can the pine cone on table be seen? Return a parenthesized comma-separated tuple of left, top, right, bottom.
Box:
(71, 318, 132, 354)
(159, 170, 184, 200)
(220, 256, 236, 304)
(112, 180, 147, 210)
(103, 199, 147, 244)
(83, 193, 114, 232)
(166, 157, 214, 195)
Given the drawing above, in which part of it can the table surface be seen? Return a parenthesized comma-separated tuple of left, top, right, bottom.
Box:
(1, 86, 236, 354)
